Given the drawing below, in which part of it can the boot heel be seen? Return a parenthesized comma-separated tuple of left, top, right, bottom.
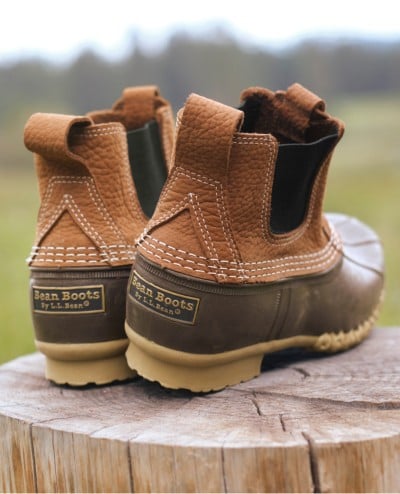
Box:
(125, 324, 263, 392)
(36, 339, 136, 386)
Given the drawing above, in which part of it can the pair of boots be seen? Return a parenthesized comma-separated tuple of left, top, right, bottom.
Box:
(25, 84, 384, 392)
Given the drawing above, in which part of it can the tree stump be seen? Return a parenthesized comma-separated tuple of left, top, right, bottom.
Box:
(0, 327, 399, 493)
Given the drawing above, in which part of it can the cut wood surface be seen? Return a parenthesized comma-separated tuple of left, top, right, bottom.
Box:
(1, 327, 400, 493)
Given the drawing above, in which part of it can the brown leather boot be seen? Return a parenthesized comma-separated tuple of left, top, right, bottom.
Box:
(24, 86, 174, 385)
(125, 84, 385, 392)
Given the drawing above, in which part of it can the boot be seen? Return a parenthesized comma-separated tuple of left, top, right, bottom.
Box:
(24, 86, 174, 385)
(124, 84, 384, 392)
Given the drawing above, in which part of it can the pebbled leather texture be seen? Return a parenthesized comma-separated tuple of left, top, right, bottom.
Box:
(24, 86, 175, 270)
(87, 85, 175, 170)
(137, 85, 345, 284)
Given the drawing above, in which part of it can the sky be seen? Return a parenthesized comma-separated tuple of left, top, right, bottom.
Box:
(1, 0, 399, 64)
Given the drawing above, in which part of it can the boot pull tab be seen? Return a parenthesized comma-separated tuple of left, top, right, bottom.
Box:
(88, 85, 160, 130)
(24, 113, 92, 163)
(174, 93, 244, 181)
(115, 85, 160, 129)
(273, 83, 327, 141)
(285, 83, 326, 116)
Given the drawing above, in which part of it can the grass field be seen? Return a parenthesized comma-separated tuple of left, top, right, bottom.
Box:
(0, 92, 399, 364)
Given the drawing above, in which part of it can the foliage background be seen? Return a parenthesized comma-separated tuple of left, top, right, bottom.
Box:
(1, 32, 399, 362)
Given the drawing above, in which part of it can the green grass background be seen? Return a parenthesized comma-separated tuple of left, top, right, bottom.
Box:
(0, 92, 399, 364)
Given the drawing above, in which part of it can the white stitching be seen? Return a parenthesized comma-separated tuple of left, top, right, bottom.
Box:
(188, 193, 219, 260)
(138, 167, 241, 277)
(38, 201, 65, 240)
(175, 168, 240, 264)
(159, 106, 173, 165)
(140, 198, 189, 241)
(30, 253, 135, 264)
(261, 139, 276, 241)
(84, 178, 123, 240)
(143, 227, 340, 267)
(142, 238, 210, 268)
(31, 244, 135, 250)
(232, 135, 274, 145)
(139, 243, 340, 279)
(65, 195, 106, 246)
(30, 259, 105, 264)
(39, 177, 124, 242)
(75, 126, 125, 138)
(142, 233, 339, 273)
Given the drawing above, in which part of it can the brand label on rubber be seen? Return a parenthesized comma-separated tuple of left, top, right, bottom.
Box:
(32, 285, 105, 314)
(129, 271, 200, 324)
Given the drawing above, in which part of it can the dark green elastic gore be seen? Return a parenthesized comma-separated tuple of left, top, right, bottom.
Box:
(127, 120, 167, 218)
(270, 133, 339, 234)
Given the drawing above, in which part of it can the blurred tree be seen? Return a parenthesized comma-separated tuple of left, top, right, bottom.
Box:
(0, 30, 399, 169)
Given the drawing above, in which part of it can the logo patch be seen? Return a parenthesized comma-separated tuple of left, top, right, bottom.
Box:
(32, 285, 105, 314)
(129, 271, 200, 324)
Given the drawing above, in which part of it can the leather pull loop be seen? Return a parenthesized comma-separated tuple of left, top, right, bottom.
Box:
(24, 113, 92, 163)
(115, 85, 159, 129)
(285, 83, 326, 116)
(174, 93, 244, 180)
(272, 84, 326, 142)
(88, 85, 160, 130)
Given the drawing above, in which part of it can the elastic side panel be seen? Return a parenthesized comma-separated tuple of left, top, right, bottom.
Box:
(270, 134, 338, 234)
(127, 120, 167, 218)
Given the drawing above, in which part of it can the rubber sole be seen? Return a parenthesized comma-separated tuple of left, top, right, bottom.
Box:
(36, 338, 136, 386)
(125, 300, 381, 392)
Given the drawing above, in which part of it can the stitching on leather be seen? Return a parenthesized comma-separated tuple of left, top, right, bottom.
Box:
(244, 249, 339, 279)
(175, 168, 240, 265)
(261, 139, 276, 241)
(156, 164, 177, 204)
(142, 236, 208, 260)
(139, 244, 211, 275)
(141, 232, 339, 274)
(31, 246, 97, 251)
(143, 228, 339, 267)
(216, 184, 239, 263)
(232, 135, 274, 145)
(29, 244, 136, 264)
(83, 178, 120, 238)
(34, 194, 106, 260)
(31, 244, 135, 250)
(139, 193, 223, 273)
(188, 193, 219, 261)
(139, 243, 340, 279)
(141, 237, 336, 272)
(145, 166, 242, 277)
(64, 195, 106, 246)
(39, 177, 123, 242)
(37, 176, 127, 257)
(108, 250, 135, 255)
(138, 244, 210, 274)
(175, 167, 220, 186)
(38, 201, 66, 240)
(76, 126, 125, 137)
(142, 238, 209, 268)
(30, 251, 135, 264)
(140, 198, 190, 241)
(31, 258, 105, 264)
(159, 106, 173, 163)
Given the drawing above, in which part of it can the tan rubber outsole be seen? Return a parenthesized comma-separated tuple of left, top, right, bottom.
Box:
(125, 301, 381, 392)
(36, 338, 136, 386)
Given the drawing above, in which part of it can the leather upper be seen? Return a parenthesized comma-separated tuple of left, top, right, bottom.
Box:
(137, 84, 345, 284)
(87, 85, 175, 170)
(24, 86, 175, 269)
